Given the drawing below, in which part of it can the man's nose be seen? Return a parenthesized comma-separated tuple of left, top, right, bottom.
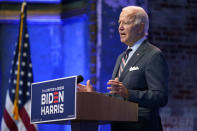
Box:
(119, 24, 124, 31)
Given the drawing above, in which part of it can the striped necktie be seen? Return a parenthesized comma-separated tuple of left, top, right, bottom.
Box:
(118, 49, 132, 77)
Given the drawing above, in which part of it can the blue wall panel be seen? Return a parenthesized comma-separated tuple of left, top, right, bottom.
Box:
(62, 15, 90, 83)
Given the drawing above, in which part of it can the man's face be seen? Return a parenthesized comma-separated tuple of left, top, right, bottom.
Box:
(118, 11, 141, 46)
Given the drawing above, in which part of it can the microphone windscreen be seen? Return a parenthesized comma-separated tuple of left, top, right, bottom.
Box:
(77, 75, 84, 83)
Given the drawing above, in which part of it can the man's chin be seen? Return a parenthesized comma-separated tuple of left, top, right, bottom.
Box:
(120, 39, 126, 43)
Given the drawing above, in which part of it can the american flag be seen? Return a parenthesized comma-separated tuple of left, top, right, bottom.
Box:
(1, 2, 37, 131)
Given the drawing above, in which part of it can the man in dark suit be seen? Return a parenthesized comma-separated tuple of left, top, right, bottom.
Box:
(78, 6, 168, 131)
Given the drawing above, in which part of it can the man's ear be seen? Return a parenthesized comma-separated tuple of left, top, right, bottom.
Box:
(138, 23, 145, 34)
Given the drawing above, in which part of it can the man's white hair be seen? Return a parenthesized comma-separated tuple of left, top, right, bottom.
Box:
(122, 6, 149, 35)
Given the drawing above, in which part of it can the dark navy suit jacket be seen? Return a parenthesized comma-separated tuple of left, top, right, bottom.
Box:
(111, 40, 168, 131)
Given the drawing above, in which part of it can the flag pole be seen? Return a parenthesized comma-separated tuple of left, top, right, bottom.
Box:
(13, 2, 26, 120)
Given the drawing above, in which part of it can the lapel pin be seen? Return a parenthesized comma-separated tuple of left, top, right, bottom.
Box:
(137, 53, 140, 56)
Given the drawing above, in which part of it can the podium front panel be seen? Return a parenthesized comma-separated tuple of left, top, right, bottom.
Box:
(31, 76, 77, 123)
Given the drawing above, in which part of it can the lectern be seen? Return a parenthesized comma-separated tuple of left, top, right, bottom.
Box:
(31, 76, 138, 131)
(71, 92, 138, 131)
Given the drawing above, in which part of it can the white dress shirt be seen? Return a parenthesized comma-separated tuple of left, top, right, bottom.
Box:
(125, 37, 145, 64)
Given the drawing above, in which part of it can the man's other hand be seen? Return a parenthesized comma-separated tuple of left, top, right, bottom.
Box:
(77, 80, 94, 92)
(107, 78, 128, 99)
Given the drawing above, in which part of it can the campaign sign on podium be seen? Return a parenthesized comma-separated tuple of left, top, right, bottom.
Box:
(31, 76, 77, 123)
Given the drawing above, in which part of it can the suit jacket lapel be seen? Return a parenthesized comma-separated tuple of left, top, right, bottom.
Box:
(119, 40, 148, 80)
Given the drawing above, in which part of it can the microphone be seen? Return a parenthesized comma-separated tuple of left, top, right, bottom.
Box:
(77, 75, 84, 83)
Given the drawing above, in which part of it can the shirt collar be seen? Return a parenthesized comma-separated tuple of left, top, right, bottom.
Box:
(127, 37, 145, 52)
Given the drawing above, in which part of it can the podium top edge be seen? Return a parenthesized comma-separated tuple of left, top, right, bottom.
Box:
(31, 75, 78, 85)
